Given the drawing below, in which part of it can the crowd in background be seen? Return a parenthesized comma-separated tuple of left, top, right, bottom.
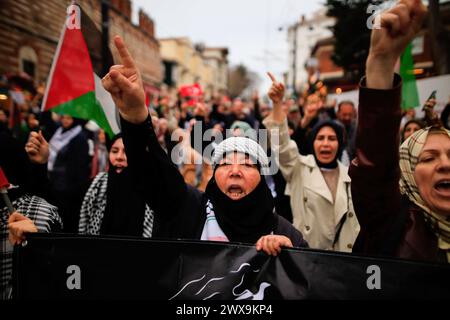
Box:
(1, 0, 450, 300)
(1, 69, 450, 233)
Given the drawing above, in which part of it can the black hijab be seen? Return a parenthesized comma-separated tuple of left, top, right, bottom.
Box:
(100, 134, 147, 237)
(205, 172, 277, 244)
(307, 120, 344, 169)
(0, 132, 32, 205)
(401, 119, 425, 142)
(60, 116, 87, 133)
(105, 133, 121, 152)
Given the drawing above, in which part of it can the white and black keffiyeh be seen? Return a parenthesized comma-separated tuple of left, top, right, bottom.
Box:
(200, 200, 229, 242)
(79, 172, 154, 238)
(1, 195, 61, 300)
(48, 125, 82, 171)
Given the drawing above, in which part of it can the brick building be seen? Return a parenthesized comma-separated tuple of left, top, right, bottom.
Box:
(287, 1, 450, 96)
(0, 0, 162, 96)
(310, 26, 439, 94)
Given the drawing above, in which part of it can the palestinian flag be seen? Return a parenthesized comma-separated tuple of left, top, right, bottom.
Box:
(41, 4, 119, 138)
(400, 42, 420, 110)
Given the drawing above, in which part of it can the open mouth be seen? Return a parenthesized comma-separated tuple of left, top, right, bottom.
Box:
(435, 180, 450, 192)
(115, 165, 125, 173)
(227, 185, 246, 198)
(319, 150, 332, 156)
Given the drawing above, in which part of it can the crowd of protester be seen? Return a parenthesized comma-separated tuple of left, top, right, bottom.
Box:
(1, 0, 450, 300)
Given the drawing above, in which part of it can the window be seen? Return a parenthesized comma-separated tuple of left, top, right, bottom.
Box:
(411, 36, 424, 56)
(22, 59, 35, 78)
(18, 46, 38, 80)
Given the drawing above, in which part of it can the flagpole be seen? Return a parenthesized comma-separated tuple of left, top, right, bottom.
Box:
(101, 0, 111, 77)
(0, 188, 15, 215)
(0, 167, 15, 215)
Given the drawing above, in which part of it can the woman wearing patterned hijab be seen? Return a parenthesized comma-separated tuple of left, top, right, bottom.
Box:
(398, 127, 450, 261)
(348, 0, 450, 262)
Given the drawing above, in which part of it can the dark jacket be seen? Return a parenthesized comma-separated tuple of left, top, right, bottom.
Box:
(120, 116, 307, 247)
(349, 75, 446, 263)
(48, 130, 90, 194)
(0, 132, 51, 199)
(48, 128, 90, 232)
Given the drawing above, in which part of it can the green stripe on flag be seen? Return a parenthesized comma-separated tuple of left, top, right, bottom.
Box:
(400, 43, 420, 110)
(50, 91, 115, 138)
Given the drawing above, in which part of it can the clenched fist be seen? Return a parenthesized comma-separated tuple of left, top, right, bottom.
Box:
(366, 0, 427, 89)
(25, 130, 49, 164)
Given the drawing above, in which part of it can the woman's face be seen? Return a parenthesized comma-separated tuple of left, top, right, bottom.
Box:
(98, 130, 106, 144)
(214, 152, 261, 200)
(414, 133, 450, 216)
(60, 115, 74, 129)
(109, 138, 128, 174)
(314, 126, 339, 164)
(404, 122, 422, 141)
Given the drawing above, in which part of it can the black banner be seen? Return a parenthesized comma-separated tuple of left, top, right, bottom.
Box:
(13, 233, 450, 300)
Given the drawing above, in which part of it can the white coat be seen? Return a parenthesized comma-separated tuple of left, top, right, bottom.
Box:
(264, 118, 360, 252)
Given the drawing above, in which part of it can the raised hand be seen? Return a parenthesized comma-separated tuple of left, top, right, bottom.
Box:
(267, 72, 285, 104)
(267, 72, 286, 123)
(305, 98, 321, 119)
(25, 130, 49, 164)
(102, 35, 148, 124)
(423, 98, 441, 126)
(366, 0, 427, 89)
(194, 102, 206, 117)
(252, 89, 259, 101)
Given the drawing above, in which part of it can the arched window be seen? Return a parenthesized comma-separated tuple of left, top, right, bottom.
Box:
(18, 46, 38, 80)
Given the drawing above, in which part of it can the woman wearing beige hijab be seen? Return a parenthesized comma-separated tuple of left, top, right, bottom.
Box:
(349, 0, 449, 262)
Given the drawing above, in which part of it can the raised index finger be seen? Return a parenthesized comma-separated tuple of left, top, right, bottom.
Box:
(267, 72, 277, 83)
(114, 35, 135, 68)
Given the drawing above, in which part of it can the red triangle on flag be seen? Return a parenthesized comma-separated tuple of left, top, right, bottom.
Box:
(42, 27, 95, 111)
(0, 166, 10, 189)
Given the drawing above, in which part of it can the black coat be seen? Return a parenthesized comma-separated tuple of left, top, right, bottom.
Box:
(120, 116, 307, 247)
(48, 128, 90, 232)
(48, 130, 90, 194)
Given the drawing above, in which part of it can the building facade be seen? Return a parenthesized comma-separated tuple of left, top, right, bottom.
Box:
(202, 47, 229, 94)
(286, 8, 335, 94)
(310, 3, 448, 95)
(160, 37, 228, 99)
(0, 0, 162, 96)
(288, 1, 450, 97)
